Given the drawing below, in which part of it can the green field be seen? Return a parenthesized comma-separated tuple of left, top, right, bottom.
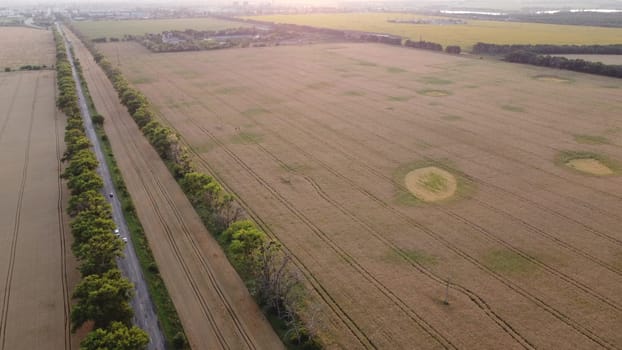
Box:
(72, 18, 249, 39)
(245, 12, 622, 50)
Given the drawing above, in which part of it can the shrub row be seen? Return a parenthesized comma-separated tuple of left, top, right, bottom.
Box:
(473, 42, 622, 55)
(69, 23, 322, 348)
(53, 27, 149, 350)
(504, 50, 622, 79)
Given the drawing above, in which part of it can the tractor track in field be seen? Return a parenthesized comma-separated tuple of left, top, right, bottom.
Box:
(53, 106, 72, 350)
(0, 74, 23, 143)
(0, 75, 38, 350)
(83, 46, 260, 350)
(153, 63, 619, 348)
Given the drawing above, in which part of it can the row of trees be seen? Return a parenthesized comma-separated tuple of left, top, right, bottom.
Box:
(473, 42, 622, 55)
(504, 50, 622, 78)
(73, 24, 323, 348)
(53, 27, 149, 350)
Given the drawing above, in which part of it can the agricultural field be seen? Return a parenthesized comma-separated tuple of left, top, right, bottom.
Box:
(65, 28, 283, 350)
(245, 13, 622, 50)
(0, 27, 55, 70)
(71, 18, 250, 39)
(0, 69, 79, 348)
(97, 40, 622, 349)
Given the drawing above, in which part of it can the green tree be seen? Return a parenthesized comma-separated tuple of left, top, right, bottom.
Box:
(68, 190, 110, 216)
(219, 220, 267, 278)
(76, 233, 124, 276)
(64, 149, 98, 178)
(71, 269, 134, 331)
(80, 322, 149, 350)
(67, 169, 104, 195)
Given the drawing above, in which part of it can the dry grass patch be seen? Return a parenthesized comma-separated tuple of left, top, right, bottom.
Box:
(557, 150, 620, 176)
(387, 67, 407, 73)
(573, 134, 610, 145)
(388, 95, 412, 102)
(442, 115, 462, 121)
(230, 131, 263, 144)
(502, 104, 525, 113)
(533, 75, 572, 83)
(405, 166, 457, 202)
(483, 250, 537, 275)
(242, 107, 269, 117)
(343, 90, 365, 97)
(419, 76, 453, 85)
(418, 89, 451, 97)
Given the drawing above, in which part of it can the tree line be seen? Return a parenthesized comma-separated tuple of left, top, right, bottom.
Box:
(53, 27, 149, 350)
(504, 50, 622, 78)
(473, 42, 622, 55)
(69, 23, 323, 348)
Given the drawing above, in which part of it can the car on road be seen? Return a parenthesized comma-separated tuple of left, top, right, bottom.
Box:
(122, 237, 128, 243)
(109, 192, 114, 198)
(114, 228, 120, 236)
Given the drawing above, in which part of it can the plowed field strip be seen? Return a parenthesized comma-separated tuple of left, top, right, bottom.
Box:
(54, 107, 72, 349)
(152, 62, 617, 347)
(86, 65, 234, 349)
(0, 75, 38, 350)
(71, 30, 282, 349)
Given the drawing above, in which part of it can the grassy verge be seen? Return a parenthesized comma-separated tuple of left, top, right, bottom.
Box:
(74, 58, 188, 350)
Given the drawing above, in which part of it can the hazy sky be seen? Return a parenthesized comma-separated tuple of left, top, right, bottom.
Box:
(1, 0, 621, 9)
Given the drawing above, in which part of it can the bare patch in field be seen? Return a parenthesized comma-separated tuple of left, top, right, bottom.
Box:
(404, 166, 457, 202)
(418, 89, 450, 97)
(558, 151, 620, 176)
(534, 75, 571, 83)
(566, 159, 613, 175)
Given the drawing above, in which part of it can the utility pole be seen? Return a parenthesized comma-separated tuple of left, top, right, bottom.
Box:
(443, 277, 451, 305)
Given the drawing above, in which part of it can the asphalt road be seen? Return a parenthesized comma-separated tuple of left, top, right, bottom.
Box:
(58, 24, 166, 350)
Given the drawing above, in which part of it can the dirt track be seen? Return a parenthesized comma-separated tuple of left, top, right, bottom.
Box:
(65, 29, 283, 350)
(0, 70, 79, 349)
(98, 41, 622, 349)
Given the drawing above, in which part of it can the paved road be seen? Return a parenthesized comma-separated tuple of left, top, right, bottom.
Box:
(57, 24, 166, 350)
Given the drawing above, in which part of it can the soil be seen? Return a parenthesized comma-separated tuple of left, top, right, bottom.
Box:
(97, 40, 622, 349)
(566, 158, 614, 175)
(404, 166, 457, 202)
(534, 75, 571, 83)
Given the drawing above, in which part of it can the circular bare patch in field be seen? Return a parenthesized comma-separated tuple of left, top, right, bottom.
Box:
(534, 75, 571, 83)
(419, 89, 450, 97)
(566, 158, 613, 175)
(405, 166, 457, 202)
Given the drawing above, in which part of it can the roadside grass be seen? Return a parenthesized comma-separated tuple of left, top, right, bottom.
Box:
(392, 159, 474, 206)
(483, 250, 537, 275)
(76, 62, 188, 349)
(555, 150, 621, 175)
(573, 134, 610, 145)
